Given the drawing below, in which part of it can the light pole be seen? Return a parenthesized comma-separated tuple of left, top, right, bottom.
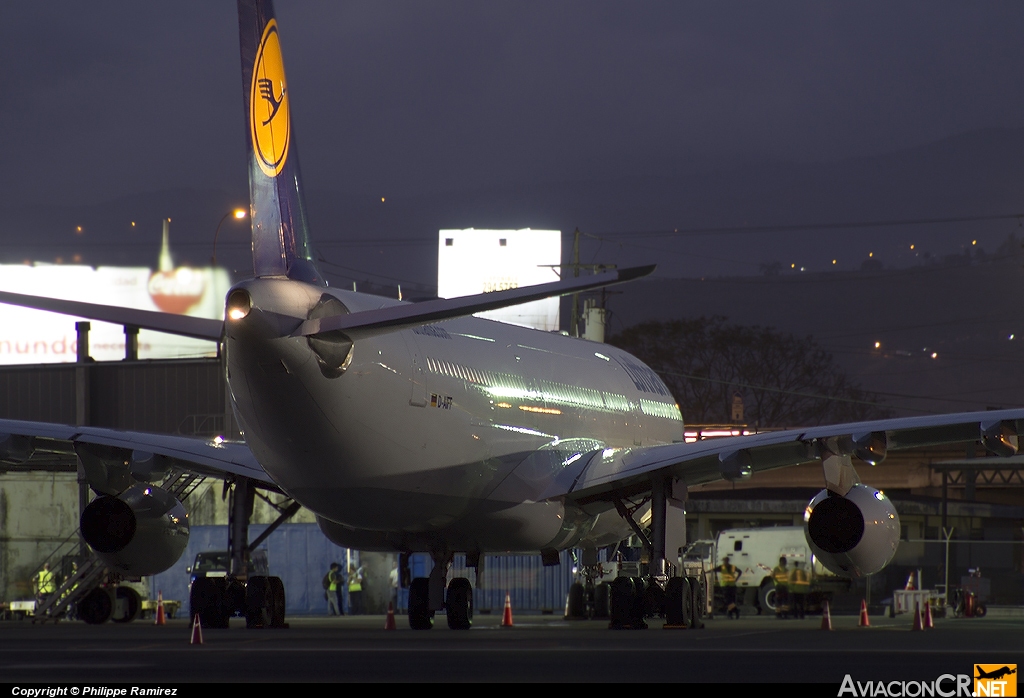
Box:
(211, 208, 247, 267)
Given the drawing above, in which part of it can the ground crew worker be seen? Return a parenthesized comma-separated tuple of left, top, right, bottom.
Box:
(326, 562, 342, 616)
(788, 560, 810, 619)
(715, 555, 742, 619)
(771, 556, 790, 619)
(35, 563, 56, 606)
(348, 563, 364, 615)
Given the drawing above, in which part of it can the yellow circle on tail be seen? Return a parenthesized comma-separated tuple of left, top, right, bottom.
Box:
(250, 19, 290, 178)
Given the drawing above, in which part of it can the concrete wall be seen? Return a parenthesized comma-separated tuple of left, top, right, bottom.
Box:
(0, 472, 80, 600)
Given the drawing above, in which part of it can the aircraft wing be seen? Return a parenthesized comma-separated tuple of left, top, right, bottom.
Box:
(557, 408, 1024, 507)
(0, 418, 274, 489)
(0, 291, 224, 341)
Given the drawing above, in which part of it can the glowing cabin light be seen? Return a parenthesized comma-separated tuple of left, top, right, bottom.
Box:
(910, 244, 915, 250)
(869, 252, 874, 257)
(519, 405, 561, 415)
(495, 402, 512, 409)
(832, 259, 837, 265)
(931, 352, 938, 359)
(972, 240, 977, 245)
(874, 341, 881, 349)
(790, 263, 796, 269)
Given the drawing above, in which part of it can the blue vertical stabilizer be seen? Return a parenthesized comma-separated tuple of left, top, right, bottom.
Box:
(237, 0, 323, 285)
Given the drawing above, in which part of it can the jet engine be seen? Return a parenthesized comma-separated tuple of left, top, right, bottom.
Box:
(803, 484, 899, 578)
(80, 483, 189, 576)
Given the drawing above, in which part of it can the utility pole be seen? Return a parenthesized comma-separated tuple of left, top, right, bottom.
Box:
(570, 228, 580, 337)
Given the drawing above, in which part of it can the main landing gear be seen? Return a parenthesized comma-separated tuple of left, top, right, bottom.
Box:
(406, 552, 475, 630)
(601, 477, 707, 629)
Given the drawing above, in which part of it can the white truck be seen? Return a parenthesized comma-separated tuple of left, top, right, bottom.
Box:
(684, 525, 851, 615)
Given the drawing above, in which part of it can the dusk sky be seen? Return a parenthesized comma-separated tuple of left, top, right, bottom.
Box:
(2, 2, 1024, 285)
(2, 2, 1023, 204)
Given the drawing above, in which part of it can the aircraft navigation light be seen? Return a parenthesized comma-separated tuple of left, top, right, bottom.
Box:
(869, 252, 873, 257)
(234, 209, 246, 219)
(910, 244, 915, 250)
(832, 259, 837, 265)
(931, 352, 938, 359)
(227, 289, 252, 320)
(874, 341, 881, 349)
(1010, 334, 1015, 340)
(972, 240, 977, 245)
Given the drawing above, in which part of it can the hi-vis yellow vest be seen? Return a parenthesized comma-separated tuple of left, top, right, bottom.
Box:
(789, 567, 810, 591)
(717, 564, 738, 586)
(772, 566, 789, 589)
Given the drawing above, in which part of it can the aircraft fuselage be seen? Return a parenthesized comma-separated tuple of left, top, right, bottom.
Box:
(225, 277, 683, 554)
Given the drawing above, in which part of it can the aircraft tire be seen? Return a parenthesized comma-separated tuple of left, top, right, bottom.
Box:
(78, 587, 113, 625)
(245, 576, 272, 628)
(191, 577, 228, 629)
(593, 582, 610, 619)
(565, 582, 586, 619)
(664, 577, 690, 627)
(269, 576, 286, 627)
(408, 577, 433, 630)
(111, 586, 141, 623)
(446, 577, 473, 630)
(609, 576, 642, 629)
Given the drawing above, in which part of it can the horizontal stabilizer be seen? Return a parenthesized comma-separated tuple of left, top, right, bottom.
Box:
(0, 290, 224, 342)
(293, 264, 656, 339)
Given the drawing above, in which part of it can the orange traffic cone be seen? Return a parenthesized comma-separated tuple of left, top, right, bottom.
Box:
(820, 600, 832, 630)
(384, 602, 396, 630)
(923, 601, 934, 630)
(190, 614, 203, 645)
(858, 599, 870, 627)
(912, 602, 923, 631)
(154, 591, 166, 626)
(905, 573, 916, 591)
(501, 592, 514, 627)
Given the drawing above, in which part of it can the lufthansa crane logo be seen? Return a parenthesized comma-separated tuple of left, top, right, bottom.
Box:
(250, 19, 290, 177)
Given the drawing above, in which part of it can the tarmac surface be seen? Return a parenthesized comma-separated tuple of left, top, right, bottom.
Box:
(0, 609, 1020, 684)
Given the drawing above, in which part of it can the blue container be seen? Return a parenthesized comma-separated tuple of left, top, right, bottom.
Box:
(401, 550, 575, 614)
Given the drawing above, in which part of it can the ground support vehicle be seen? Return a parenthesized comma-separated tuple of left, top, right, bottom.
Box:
(684, 526, 851, 617)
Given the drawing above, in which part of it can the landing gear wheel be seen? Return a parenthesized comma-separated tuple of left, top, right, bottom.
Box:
(593, 582, 610, 619)
(566, 582, 585, 619)
(446, 577, 473, 630)
(245, 576, 272, 628)
(609, 576, 646, 629)
(269, 576, 286, 627)
(408, 577, 434, 630)
(191, 577, 229, 629)
(664, 577, 691, 627)
(974, 602, 987, 618)
(79, 588, 113, 625)
(111, 586, 141, 623)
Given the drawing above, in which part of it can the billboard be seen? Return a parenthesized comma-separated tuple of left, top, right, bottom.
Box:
(437, 229, 561, 331)
(0, 263, 229, 364)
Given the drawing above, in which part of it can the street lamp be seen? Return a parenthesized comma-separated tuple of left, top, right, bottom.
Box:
(211, 208, 247, 267)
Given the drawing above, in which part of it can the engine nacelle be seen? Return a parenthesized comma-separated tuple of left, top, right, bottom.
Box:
(803, 484, 899, 578)
(80, 483, 189, 576)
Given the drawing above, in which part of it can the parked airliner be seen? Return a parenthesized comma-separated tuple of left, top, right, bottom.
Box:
(0, 0, 1022, 629)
